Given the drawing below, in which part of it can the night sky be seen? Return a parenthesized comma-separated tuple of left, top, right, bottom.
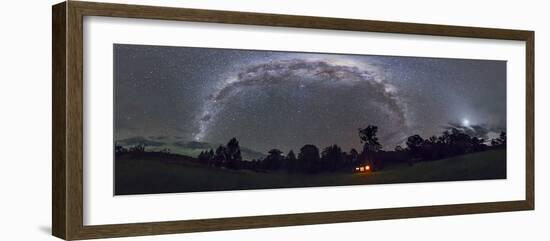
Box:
(114, 44, 506, 154)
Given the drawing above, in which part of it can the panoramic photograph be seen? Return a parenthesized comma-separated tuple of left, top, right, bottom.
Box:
(113, 44, 507, 195)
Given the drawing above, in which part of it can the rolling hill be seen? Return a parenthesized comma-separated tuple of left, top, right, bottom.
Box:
(116, 136, 266, 160)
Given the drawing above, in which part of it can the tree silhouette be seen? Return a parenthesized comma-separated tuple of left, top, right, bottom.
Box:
(491, 131, 506, 148)
(499, 131, 506, 146)
(438, 130, 452, 144)
(225, 137, 243, 169)
(358, 125, 382, 170)
(470, 137, 486, 152)
(448, 128, 472, 155)
(358, 125, 382, 153)
(348, 148, 359, 165)
(207, 149, 215, 166)
(321, 144, 344, 172)
(286, 150, 296, 162)
(198, 150, 206, 161)
(264, 149, 284, 170)
(298, 144, 320, 173)
(115, 142, 127, 153)
(185, 123, 503, 173)
(406, 135, 424, 160)
(285, 150, 297, 171)
(421, 136, 439, 160)
(198, 149, 214, 165)
(394, 145, 404, 152)
(129, 143, 146, 153)
(214, 145, 226, 167)
(427, 136, 438, 144)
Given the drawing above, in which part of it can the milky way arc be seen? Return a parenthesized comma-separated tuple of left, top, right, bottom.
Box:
(192, 58, 410, 142)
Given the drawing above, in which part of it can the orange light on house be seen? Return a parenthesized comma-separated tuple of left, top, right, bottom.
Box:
(355, 165, 372, 173)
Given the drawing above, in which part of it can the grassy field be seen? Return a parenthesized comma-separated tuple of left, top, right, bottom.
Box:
(115, 149, 506, 195)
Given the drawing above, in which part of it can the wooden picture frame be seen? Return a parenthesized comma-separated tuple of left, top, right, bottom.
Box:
(52, 1, 534, 240)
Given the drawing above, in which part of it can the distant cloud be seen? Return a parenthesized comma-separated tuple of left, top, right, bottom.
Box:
(173, 141, 213, 149)
(117, 136, 166, 147)
(149, 136, 169, 140)
(442, 122, 504, 140)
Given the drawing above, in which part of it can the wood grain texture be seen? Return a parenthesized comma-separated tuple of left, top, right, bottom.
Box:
(71, 1, 533, 40)
(52, 2, 67, 239)
(525, 32, 535, 209)
(51, 1, 535, 240)
(73, 201, 530, 240)
(66, 2, 85, 240)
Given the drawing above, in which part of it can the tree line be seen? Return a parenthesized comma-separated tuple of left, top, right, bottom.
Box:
(194, 125, 506, 173)
(115, 125, 506, 173)
(398, 128, 505, 165)
(198, 140, 360, 173)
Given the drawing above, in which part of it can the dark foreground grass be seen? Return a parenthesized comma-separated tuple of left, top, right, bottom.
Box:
(115, 149, 506, 195)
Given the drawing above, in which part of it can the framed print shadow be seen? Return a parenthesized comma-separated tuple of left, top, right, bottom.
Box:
(52, 1, 534, 240)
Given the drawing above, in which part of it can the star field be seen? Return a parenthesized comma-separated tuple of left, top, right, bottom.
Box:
(114, 44, 506, 153)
